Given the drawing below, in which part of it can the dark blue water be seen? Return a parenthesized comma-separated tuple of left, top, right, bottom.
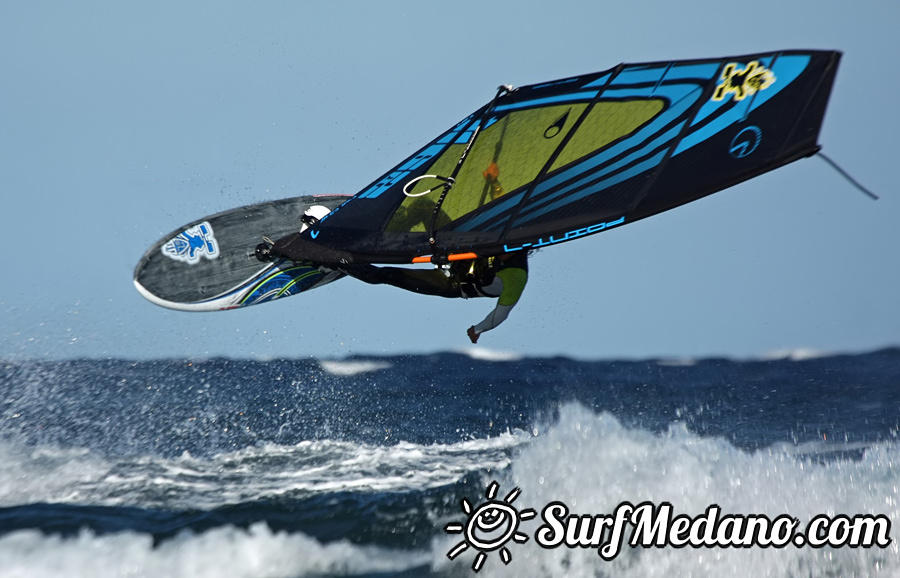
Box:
(1, 349, 898, 576)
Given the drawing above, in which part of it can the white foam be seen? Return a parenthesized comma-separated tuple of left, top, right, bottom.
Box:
(318, 359, 392, 376)
(655, 357, 697, 367)
(432, 404, 900, 577)
(0, 432, 529, 510)
(0, 523, 429, 578)
(457, 347, 523, 362)
(0, 444, 114, 507)
(759, 348, 831, 361)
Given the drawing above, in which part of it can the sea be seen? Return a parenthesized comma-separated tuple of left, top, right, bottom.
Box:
(0, 347, 898, 577)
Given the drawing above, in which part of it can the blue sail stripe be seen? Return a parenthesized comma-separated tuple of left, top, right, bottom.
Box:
(512, 121, 685, 225)
(582, 61, 719, 90)
(359, 143, 447, 199)
(454, 83, 701, 233)
(664, 62, 720, 81)
(454, 192, 524, 232)
(582, 73, 613, 88)
(397, 144, 445, 171)
(532, 83, 699, 195)
(611, 66, 669, 86)
(675, 55, 809, 155)
(512, 151, 668, 227)
(494, 92, 600, 112)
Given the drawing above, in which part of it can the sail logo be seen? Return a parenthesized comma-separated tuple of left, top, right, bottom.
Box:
(444, 481, 536, 573)
(729, 125, 762, 158)
(712, 61, 776, 102)
(544, 109, 571, 139)
(502, 216, 626, 252)
(162, 221, 219, 264)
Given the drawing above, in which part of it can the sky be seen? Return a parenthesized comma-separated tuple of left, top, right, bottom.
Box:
(1, 0, 897, 361)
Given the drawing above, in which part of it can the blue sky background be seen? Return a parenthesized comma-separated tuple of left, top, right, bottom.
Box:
(1, 0, 897, 361)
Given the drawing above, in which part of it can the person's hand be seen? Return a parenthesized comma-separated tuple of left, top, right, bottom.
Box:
(467, 326, 479, 343)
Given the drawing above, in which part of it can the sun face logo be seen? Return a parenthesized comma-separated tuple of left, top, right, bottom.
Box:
(712, 61, 776, 102)
(444, 480, 536, 572)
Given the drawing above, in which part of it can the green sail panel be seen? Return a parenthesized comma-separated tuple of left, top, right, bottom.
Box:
(387, 100, 665, 233)
(549, 100, 666, 171)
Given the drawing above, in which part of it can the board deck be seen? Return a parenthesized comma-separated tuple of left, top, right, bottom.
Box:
(134, 195, 348, 311)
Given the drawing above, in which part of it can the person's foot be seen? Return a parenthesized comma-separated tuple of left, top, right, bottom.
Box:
(467, 326, 479, 344)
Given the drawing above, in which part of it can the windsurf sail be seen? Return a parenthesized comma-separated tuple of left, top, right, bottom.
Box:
(274, 50, 841, 264)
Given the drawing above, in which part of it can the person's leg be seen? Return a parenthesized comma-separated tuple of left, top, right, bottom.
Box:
(342, 265, 460, 298)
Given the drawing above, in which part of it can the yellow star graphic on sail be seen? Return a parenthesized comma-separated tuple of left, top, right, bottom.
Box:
(712, 61, 776, 102)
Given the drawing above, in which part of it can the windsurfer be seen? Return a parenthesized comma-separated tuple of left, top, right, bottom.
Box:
(339, 252, 528, 343)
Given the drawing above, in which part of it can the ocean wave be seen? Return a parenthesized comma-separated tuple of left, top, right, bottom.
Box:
(4, 351, 900, 576)
(0, 523, 430, 578)
(431, 403, 900, 577)
(3, 402, 899, 576)
(0, 430, 530, 510)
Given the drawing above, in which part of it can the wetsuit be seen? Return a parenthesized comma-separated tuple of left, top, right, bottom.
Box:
(340, 252, 528, 340)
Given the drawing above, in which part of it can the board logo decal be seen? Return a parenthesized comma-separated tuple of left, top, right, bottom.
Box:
(712, 61, 776, 102)
(162, 221, 219, 264)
